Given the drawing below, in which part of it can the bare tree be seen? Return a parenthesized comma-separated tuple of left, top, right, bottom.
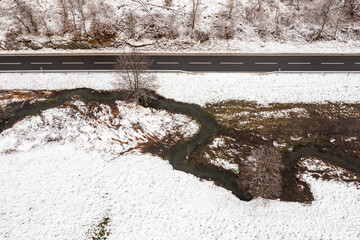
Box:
(114, 49, 157, 104)
(190, 0, 201, 29)
(333, 4, 345, 39)
(237, 146, 284, 199)
(257, 0, 263, 11)
(57, 0, 93, 38)
(314, 0, 336, 40)
(227, 0, 236, 19)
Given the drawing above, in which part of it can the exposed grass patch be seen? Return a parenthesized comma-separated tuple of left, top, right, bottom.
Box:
(87, 216, 111, 240)
(199, 100, 360, 202)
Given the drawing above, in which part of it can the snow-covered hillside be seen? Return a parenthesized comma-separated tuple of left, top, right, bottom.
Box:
(0, 0, 359, 52)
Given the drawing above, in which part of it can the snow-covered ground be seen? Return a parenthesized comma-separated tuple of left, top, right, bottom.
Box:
(1, 72, 360, 105)
(1, 144, 360, 239)
(0, 100, 199, 157)
(1, 40, 360, 54)
(1, 72, 360, 239)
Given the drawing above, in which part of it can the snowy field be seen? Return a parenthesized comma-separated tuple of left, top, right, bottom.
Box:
(1, 145, 360, 239)
(1, 72, 360, 105)
(1, 72, 360, 239)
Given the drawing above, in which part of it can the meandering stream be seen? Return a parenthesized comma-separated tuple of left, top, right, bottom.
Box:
(1, 88, 359, 202)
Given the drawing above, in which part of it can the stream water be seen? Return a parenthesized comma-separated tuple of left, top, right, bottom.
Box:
(1, 88, 359, 202)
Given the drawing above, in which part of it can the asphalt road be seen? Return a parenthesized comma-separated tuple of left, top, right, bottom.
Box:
(0, 54, 360, 72)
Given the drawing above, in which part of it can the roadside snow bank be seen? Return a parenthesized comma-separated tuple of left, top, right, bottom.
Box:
(1, 72, 360, 106)
(1, 144, 360, 240)
(0, 40, 359, 54)
(156, 72, 360, 106)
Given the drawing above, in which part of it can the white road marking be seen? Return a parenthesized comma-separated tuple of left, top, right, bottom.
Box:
(220, 62, 244, 65)
(0, 62, 22, 65)
(321, 62, 344, 65)
(255, 62, 278, 65)
(126, 62, 148, 65)
(31, 62, 53, 65)
(355, 62, 360, 64)
(157, 62, 179, 65)
(94, 62, 115, 65)
(288, 62, 311, 65)
(62, 62, 84, 65)
(189, 62, 212, 65)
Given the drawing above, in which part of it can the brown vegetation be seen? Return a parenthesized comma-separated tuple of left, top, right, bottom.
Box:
(197, 101, 360, 202)
(237, 146, 284, 199)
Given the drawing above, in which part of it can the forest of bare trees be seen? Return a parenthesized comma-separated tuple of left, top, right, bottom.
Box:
(0, 0, 359, 50)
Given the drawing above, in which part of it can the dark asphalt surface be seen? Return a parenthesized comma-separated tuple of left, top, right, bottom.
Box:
(0, 54, 360, 72)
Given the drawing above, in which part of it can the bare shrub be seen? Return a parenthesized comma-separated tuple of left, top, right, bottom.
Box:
(89, 1, 115, 40)
(191, 29, 210, 43)
(12, 0, 41, 35)
(237, 146, 284, 199)
(142, 13, 180, 39)
(124, 12, 138, 39)
(114, 49, 157, 105)
(344, 0, 360, 20)
(214, 21, 235, 39)
(164, 0, 173, 7)
(89, 19, 116, 40)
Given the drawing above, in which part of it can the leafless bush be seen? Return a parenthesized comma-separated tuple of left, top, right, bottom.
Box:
(89, 19, 116, 40)
(164, 0, 173, 7)
(114, 49, 158, 105)
(12, 0, 41, 35)
(5, 28, 20, 42)
(344, 0, 360, 20)
(191, 29, 210, 42)
(143, 13, 180, 39)
(237, 146, 284, 199)
(124, 12, 138, 39)
(214, 23, 235, 39)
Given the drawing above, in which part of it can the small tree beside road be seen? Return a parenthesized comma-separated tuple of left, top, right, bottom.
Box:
(114, 49, 157, 105)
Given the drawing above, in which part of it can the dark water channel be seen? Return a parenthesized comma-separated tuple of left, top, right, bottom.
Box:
(288, 146, 360, 173)
(1, 88, 360, 202)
